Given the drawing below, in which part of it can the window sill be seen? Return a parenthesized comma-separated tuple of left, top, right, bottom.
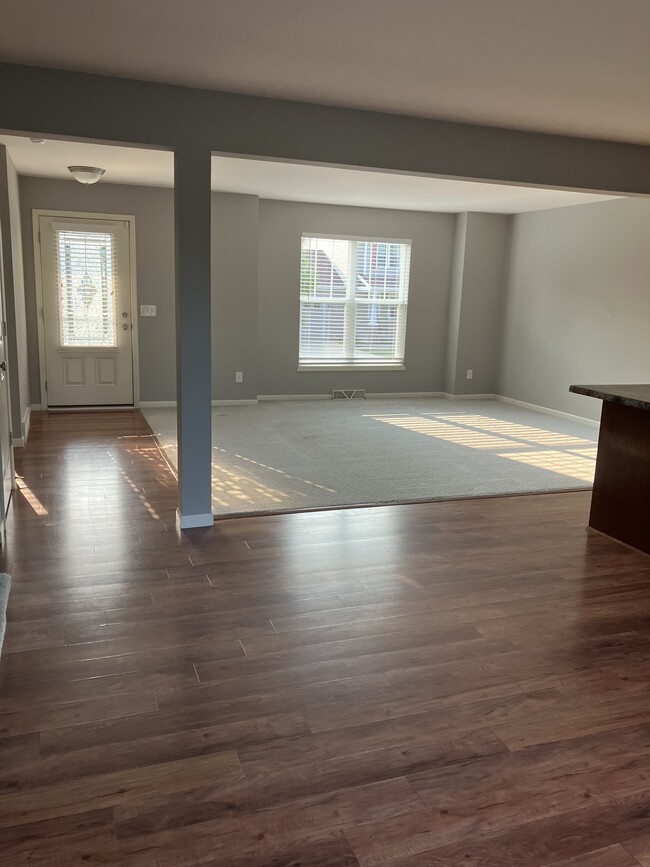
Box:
(297, 364, 405, 372)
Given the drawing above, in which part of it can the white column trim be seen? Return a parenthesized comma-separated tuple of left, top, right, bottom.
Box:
(176, 509, 214, 530)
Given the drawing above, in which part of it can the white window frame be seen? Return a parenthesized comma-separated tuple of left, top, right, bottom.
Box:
(298, 233, 411, 371)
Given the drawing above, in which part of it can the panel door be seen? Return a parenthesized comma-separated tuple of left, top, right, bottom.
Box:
(39, 215, 134, 406)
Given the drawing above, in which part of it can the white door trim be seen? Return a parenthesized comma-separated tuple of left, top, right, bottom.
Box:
(32, 209, 140, 410)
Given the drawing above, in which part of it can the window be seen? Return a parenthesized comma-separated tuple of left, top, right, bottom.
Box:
(55, 228, 118, 347)
(299, 235, 411, 366)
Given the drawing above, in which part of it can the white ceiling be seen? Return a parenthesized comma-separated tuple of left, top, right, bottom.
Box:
(0, 134, 617, 214)
(1, 0, 650, 144)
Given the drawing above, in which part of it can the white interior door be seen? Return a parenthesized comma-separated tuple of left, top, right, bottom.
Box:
(38, 215, 134, 407)
(0, 224, 14, 533)
(0, 324, 12, 524)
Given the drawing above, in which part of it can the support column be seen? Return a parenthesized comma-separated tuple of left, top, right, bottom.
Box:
(174, 145, 213, 529)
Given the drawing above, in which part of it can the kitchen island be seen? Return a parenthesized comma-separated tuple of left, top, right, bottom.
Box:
(570, 384, 650, 555)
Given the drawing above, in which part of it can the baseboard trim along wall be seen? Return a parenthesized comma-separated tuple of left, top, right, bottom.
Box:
(495, 395, 600, 428)
(140, 399, 259, 408)
(441, 392, 496, 401)
(365, 391, 443, 399)
(258, 394, 331, 401)
(13, 406, 32, 447)
(35, 394, 598, 427)
(259, 392, 444, 401)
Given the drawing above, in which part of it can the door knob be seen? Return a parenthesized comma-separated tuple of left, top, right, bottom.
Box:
(122, 324, 129, 331)
(0, 361, 6, 371)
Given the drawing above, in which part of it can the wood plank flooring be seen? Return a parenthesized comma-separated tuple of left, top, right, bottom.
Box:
(2, 409, 650, 864)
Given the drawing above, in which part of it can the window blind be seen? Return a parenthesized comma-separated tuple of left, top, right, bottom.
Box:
(299, 235, 411, 365)
(55, 229, 118, 348)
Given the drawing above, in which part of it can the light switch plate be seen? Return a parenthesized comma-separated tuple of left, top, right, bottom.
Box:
(140, 305, 157, 317)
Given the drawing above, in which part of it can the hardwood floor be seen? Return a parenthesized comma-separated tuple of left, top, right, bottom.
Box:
(2, 410, 650, 865)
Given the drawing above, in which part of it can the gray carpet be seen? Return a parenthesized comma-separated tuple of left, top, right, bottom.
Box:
(143, 397, 599, 516)
(0, 573, 11, 656)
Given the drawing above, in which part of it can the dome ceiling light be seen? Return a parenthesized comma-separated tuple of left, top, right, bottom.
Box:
(68, 166, 106, 185)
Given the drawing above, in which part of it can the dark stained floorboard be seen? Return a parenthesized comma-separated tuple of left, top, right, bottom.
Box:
(0, 409, 649, 864)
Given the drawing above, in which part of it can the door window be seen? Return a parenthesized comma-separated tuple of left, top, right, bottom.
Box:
(55, 229, 118, 347)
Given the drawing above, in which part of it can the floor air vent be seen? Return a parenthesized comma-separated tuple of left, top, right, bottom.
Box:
(332, 389, 366, 400)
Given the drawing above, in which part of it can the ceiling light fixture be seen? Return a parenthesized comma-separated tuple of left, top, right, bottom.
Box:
(68, 165, 105, 185)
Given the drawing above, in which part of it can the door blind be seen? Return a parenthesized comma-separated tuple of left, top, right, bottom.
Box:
(300, 235, 411, 365)
(54, 229, 118, 347)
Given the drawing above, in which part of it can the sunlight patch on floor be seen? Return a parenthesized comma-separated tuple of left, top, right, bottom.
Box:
(497, 449, 596, 483)
(211, 446, 337, 510)
(15, 477, 48, 516)
(367, 415, 523, 450)
(108, 450, 162, 520)
(367, 411, 597, 483)
(435, 413, 594, 447)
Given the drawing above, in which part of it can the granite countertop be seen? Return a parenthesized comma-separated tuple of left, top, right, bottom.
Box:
(569, 384, 650, 411)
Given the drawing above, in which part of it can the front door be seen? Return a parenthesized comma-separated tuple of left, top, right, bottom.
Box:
(38, 214, 134, 407)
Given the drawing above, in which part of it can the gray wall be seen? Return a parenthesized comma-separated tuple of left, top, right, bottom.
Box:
(450, 213, 512, 394)
(22, 176, 650, 421)
(20, 177, 176, 405)
(257, 199, 455, 396)
(499, 197, 650, 421)
(20, 179, 454, 403)
(448, 212, 512, 396)
(444, 214, 467, 395)
(19, 178, 260, 404)
(4, 63, 650, 197)
(20, 174, 650, 421)
(212, 193, 258, 401)
(0, 147, 30, 439)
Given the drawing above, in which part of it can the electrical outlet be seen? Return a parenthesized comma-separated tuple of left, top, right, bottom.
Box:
(466, 369, 473, 380)
(235, 371, 243, 383)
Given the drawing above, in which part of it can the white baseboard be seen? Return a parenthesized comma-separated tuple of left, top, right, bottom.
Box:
(12, 406, 32, 447)
(176, 509, 214, 530)
(46, 406, 137, 412)
(259, 392, 444, 401)
(258, 394, 331, 401)
(441, 392, 496, 400)
(30, 394, 597, 430)
(141, 399, 258, 409)
(495, 395, 599, 428)
(365, 391, 443, 399)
